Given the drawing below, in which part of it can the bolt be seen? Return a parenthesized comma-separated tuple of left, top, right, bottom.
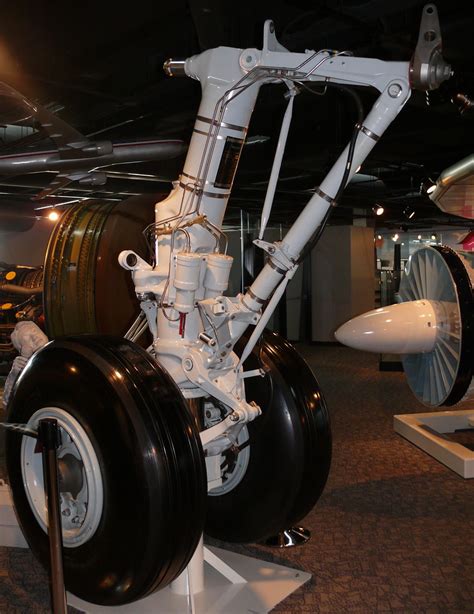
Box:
(72, 516, 80, 525)
(126, 252, 138, 268)
(226, 342, 232, 348)
(221, 351, 226, 357)
(268, 246, 276, 254)
(62, 509, 71, 517)
(229, 413, 240, 422)
(388, 83, 402, 98)
(183, 358, 193, 371)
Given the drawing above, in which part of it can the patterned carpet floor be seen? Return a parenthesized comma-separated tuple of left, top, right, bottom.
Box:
(0, 344, 473, 613)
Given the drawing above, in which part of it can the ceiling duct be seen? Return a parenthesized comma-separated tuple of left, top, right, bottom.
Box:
(429, 154, 474, 219)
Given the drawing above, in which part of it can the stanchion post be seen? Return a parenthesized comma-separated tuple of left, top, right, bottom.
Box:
(37, 418, 67, 614)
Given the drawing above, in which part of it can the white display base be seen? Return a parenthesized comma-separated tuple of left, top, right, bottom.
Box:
(68, 546, 310, 614)
(0, 480, 28, 548)
(394, 409, 474, 478)
(0, 484, 310, 613)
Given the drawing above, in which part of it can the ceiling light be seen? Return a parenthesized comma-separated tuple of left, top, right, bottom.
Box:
(48, 209, 59, 222)
(403, 205, 416, 219)
(392, 233, 399, 242)
(417, 234, 422, 240)
(431, 233, 437, 241)
(372, 205, 384, 216)
(377, 234, 382, 240)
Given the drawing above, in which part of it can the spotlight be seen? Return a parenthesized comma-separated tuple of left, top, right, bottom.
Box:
(391, 233, 399, 242)
(430, 233, 437, 241)
(403, 205, 416, 219)
(377, 234, 382, 240)
(372, 204, 384, 216)
(48, 209, 59, 222)
(417, 234, 422, 240)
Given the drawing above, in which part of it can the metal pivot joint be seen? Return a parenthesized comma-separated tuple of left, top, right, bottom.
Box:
(410, 4, 452, 91)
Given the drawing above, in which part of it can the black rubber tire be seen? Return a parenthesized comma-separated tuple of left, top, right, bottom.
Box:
(205, 330, 331, 543)
(6, 335, 207, 606)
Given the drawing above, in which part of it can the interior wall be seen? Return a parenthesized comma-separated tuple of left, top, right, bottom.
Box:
(311, 225, 375, 342)
(0, 218, 54, 266)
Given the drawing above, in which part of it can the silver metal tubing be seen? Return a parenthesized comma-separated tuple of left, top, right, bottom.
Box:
(314, 187, 335, 205)
(356, 123, 380, 141)
(196, 115, 247, 133)
(247, 288, 265, 305)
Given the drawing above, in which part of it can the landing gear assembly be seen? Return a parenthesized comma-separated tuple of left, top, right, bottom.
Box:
(4, 3, 450, 609)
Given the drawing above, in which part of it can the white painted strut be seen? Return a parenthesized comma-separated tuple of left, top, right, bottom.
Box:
(259, 91, 295, 239)
(334, 300, 439, 354)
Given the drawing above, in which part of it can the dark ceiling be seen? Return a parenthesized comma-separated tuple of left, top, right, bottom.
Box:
(0, 0, 473, 230)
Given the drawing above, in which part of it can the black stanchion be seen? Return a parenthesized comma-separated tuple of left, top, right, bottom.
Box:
(37, 418, 67, 614)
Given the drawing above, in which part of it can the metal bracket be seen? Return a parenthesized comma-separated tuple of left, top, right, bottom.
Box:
(253, 239, 296, 275)
(262, 20, 288, 54)
(182, 350, 261, 423)
(198, 297, 260, 367)
(410, 4, 452, 91)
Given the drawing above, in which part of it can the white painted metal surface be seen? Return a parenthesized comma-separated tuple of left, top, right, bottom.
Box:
(394, 409, 474, 478)
(335, 300, 439, 353)
(0, 481, 28, 548)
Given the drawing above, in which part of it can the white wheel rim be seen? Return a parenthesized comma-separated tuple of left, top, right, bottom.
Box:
(21, 407, 103, 548)
(209, 427, 250, 496)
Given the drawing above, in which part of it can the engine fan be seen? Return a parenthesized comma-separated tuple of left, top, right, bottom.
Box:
(336, 245, 474, 408)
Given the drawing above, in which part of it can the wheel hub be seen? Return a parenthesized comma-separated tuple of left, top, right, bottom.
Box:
(21, 407, 103, 548)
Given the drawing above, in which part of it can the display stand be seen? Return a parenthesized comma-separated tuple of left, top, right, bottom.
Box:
(0, 485, 311, 613)
(394, 409, 474, 478)
(67, 541, 310, 614)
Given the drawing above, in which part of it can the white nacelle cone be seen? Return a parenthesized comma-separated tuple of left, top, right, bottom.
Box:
(334, 300, 439, 354)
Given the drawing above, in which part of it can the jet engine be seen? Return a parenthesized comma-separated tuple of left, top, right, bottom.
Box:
(336, 245, 474, 407)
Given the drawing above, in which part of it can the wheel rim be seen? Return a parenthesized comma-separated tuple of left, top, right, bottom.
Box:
(21, 407, 104, 548)
(208, 427, 250, 496)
